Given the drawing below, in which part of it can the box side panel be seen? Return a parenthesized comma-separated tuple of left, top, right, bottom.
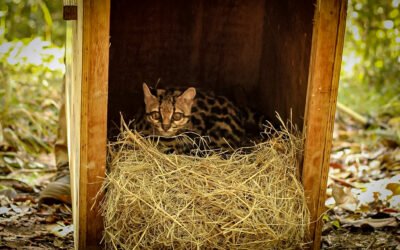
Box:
(257, 0, 315, 128)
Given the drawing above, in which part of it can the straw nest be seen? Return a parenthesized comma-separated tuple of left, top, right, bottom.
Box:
(100, 121, 310, 249)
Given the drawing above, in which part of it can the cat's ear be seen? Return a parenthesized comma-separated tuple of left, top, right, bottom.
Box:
(143, 83, 156, 105)
(179, 87, 196, 102)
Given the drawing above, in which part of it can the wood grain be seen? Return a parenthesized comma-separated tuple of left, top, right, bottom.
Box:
(258, 0, 315, 129)
(107, 0, 319, 136)
(65, 0, 346, 248)
(64, 1, 82, 248)
(107, 0, 266, 136)
(302, 0, 347, 249)
(78, 0, 110, 248)
(66, 1, 110, 248)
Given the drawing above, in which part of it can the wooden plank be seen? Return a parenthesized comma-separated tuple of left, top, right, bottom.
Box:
(302, 0, 347, 249)
(78, 0, 110, 248)
(258, 0, 315, 129)
(64, 1, 82, 248)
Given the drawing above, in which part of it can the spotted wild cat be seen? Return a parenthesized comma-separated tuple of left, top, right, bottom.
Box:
(135, 83, 265, 153)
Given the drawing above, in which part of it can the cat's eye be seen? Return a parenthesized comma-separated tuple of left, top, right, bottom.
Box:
(172, 112, 183, 121)
(150, 112, 160, 120)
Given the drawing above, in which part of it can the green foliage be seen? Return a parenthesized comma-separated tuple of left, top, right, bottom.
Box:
(0, 0, 65, 46)
(0, 0, 64, 157)
(339, 0, 400, 115)
(0, 38, 64, 154)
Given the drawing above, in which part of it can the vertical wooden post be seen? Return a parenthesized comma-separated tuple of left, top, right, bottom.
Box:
(80, 0, 110, 248)
(65, 1, 82, 249)
(66, 0, 110, 249)
(302, 0, 347, 249)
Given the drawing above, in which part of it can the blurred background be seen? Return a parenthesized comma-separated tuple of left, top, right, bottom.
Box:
(339, 0, 400, 115)
(0, 1, 64, 167)
(0, 0, 398, 249)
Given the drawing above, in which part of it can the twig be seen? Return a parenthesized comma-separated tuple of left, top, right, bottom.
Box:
(329, 175, 356, 188)
(366, 238, 376, 250)
(336, 102, 369, 126)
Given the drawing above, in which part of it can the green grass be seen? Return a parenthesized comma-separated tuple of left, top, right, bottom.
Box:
(338, 80, 400, 117)
(0, 37, 64, 156)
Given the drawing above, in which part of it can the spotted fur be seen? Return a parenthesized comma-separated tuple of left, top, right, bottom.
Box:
(135, 83, 265, 153)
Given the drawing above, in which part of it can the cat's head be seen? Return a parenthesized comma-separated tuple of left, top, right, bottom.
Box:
(142, 83, 196, 136)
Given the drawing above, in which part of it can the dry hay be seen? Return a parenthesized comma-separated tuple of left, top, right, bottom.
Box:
(100, 121, 310, 249)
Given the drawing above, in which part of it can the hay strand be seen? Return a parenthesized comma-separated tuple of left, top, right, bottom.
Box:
(101, 120, 310, 249)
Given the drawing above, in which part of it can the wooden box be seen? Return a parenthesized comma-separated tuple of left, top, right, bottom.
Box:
(65, 0, 347, 249)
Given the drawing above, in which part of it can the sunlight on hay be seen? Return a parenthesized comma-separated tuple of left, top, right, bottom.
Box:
(100, 120, 310, 249)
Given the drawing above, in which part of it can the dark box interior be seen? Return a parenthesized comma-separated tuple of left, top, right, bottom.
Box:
(107, 0, 315, 137)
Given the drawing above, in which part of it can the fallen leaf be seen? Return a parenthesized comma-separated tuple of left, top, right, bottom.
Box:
(0, 188, 17, 200)
(0, 178, 34, 193)
(332, 220, 341, 229)
(54, 238, 64, 248)
(325, 197, 336, 208)
(340, 217, 398, 228)
(0, 206, 10, 215)
(45, 215, 57, 223)
(59, 204, 72, 215)
(46, 223, 73, 238)
(367, 148, 386, 160)
(13, 194, 36, 203)
(385, 161, 400, 171)
(27, 161, 46, 169)
(330, 162, 345, 170)
(358, 175, 400, 209)
(332, 184, 359, 212)
(330, 175, 355, 188)
(0, 196, 11, 206)
(386, 183, 400, 196)
(3, 156, 24, 168)
(10, 204, 22, 213)
(369, 160, 381, 169)
(358, 204, 370, 213)
(382, 208, 399, 213)
(389, 195, 400, 208)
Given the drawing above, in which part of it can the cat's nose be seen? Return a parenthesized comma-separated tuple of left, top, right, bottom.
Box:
(161, 124, 171, 131)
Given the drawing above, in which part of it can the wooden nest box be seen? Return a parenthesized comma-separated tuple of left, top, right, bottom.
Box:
(65, 0, 347, 249)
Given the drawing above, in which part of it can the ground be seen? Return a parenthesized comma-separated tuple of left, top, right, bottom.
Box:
(0, 112, 399, 249)
(0, 154, 74, 249)
(321, 113, 400, 249)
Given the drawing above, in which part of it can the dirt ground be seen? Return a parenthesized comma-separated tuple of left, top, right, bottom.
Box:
(0, 114, 399, 249)
(321, 114, 400, 249)
(0, 194, 73, 249)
